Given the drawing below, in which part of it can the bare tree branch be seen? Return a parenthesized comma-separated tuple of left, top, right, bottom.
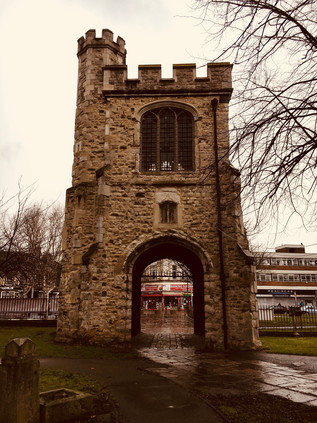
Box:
(193, 0, 317, 232)
(0, 183, 64, 296)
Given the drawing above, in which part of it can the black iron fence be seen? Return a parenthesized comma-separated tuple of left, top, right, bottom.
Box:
(259, 305, 317, 335)
(0, 298, 58, 320)
(0, 299, 316, 334)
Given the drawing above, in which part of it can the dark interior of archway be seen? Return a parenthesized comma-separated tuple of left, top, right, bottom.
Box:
(132, 242, 205, 336)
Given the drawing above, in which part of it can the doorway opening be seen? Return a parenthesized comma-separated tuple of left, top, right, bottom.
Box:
(141, 259, 194, 334)
(131, 240, 205, 337)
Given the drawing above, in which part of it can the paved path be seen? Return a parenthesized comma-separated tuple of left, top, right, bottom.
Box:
(41, 333, 317, 423)
(41, 353, 225, 423)
(40, 313, 317, 422)
(137, 333, 317, 407)
(137, 312, 317, 407)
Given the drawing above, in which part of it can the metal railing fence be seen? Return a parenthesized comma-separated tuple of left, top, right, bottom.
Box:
(0, 297, 58, 320)
(259, 306, 317, 335)
(0, 300, 316, 332)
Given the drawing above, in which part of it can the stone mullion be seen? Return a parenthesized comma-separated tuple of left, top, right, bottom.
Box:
(192, 117, 195, 171)
(157, 114, 160, 171)
(174, 111, 178, 172)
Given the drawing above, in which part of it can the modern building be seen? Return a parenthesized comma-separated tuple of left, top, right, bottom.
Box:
(0, 277, 23, 298)
(255, 244, 317, 307)
(141, 259, 193, 311)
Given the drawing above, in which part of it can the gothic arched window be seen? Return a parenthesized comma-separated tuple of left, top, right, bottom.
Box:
(141, 107, 194, 172)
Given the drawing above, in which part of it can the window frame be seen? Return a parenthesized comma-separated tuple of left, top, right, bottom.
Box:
(140, 106, 195, 173)
(160, 201, 177, 224)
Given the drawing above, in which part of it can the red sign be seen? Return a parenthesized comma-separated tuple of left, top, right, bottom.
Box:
(142, 285, 159, 291)
(141, 284, 193, 293)
(170, 284, 193, 292)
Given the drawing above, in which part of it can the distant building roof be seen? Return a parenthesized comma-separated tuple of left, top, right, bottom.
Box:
(275, 244, 305, 254)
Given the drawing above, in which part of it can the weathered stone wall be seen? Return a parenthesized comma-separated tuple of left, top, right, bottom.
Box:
(57, 29, 261, 350)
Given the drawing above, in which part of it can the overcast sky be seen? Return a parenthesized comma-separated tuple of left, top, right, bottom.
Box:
(0, 0, 316, 252)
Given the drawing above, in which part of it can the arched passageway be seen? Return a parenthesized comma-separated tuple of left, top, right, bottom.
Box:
(131, 241, 205, 337)
(140, 258, 193, 334)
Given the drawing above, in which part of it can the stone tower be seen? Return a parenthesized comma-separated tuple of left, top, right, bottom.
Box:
(57, 29, 261, 350)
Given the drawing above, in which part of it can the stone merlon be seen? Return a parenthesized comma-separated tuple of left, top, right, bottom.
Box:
(102, 62, 233, 97)
(77, 28, 126, 58)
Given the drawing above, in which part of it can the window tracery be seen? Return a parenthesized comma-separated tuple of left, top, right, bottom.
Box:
(141, 107, 194, 172)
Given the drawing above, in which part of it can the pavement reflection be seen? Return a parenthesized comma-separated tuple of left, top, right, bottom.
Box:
(141, 309, 194, 334)
(137, 311, 317, 407)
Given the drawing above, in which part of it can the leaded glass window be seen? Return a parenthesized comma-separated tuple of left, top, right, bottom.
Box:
(141, 107, 194, 172)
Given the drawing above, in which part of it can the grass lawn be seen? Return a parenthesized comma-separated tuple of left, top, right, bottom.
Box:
(0, 326, 136, 359)
(0, 326, 316, 358)
(261, 336, 317, 356)
(40, 367, 104, 393)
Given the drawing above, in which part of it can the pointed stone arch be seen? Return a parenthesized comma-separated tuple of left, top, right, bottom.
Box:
(124, 234, 212, 337)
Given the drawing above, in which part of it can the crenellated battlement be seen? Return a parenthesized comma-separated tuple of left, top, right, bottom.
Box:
(103, 62, 233, 98)
(77, 29, 126, 59)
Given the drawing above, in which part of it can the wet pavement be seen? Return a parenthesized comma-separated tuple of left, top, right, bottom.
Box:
(41, 312, 317, 422)
(41, 352, 226, 423)
(137, 311, 317, 407)
(137, 334, 317, 407)
(141, 309, 194, 335)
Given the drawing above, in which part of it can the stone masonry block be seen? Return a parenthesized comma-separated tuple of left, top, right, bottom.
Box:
(5, 337, 35, 358)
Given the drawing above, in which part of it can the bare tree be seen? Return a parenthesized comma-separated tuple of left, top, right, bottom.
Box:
(0, 182, 35, 277)
(0, 185, 64, 296)
(14, 203, 64, 295)
(192, 0, 317, 233)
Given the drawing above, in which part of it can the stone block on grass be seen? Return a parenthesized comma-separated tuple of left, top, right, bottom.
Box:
(39, 388, 93, 423)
